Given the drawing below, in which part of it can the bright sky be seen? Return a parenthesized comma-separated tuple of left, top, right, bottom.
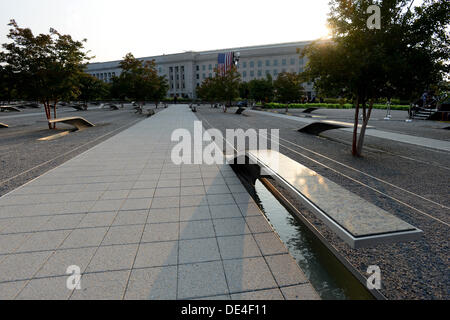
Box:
(0, 0, 331, 63)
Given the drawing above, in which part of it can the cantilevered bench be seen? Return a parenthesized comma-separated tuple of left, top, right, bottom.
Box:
(246, 149, 422, 248)
(299, 120, 374, 135)
(303, 107, 319, 114)
(0, 122, 8, 128)
(70, 104, 87, 111)
(0, 106, 21, 112)
(48, 117, 94, 131)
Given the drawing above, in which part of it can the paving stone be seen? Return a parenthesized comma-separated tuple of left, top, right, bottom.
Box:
(179, 220, 215, 240)
(223, 257, 277, 294)
(60, 227, 109, 249)
(142, 223, 179, 242)
(232, 192, 255, 204)
(39, 214, 85, 231)
(217, 235, 261, 260)
(180, 179, 204, 187)
(230, 288, 284, 300)
(178, 262, 228, 299)
(246, 216, 274, 234)
(89, 200, 124, 213)
(202, 177, 227, 186)
(265, 254, 308, 286)
(179, 238, 221, 264)
(180, 206, 211, 222)
(16, 276, 73, 300)
(112, 210, 148, 226)
(213, 218, 251, 237)
(0, 233, 31, 255)
(157, 180, 181, 188)
(180, 195, 208, 208)
(209, 204, 243, 219)
(237, 203, 263, 217)
(0, 251, 53, 282)
(147, 208, 179, 223)
(121, 198, 152, 211)
(151, 197, 180, 209)
(17, 230, 71, 253)
(154, 187, 180, 197)
(0, 280, 27, 300)
(86, 244, 138, 272)
(281, 284, 321, 300)
(180, 186, 206, 196)
(125, 266, 177, 300)
(132, 181, 158, 190)
(127, 188, 155, 199)
(102, 225, 144, 245)
(100, 190, 129, 200)
(71, 270, 129, 300)
(133, 241, 178, 268)
(253, 233, 288, 256)
(207, 194, 236, 206)
(36, 247, 97, 278)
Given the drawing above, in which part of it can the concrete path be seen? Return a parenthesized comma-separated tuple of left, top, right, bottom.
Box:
(0, 105, 319, 300)
(248, 109, 450, 152)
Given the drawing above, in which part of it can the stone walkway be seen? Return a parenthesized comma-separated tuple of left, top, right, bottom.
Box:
(0, 105, 319, 300)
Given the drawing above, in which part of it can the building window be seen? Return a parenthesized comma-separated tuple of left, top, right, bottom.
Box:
(257, 70, 262, 77)
(273, 60, 278, 66)
(169, 67, 173, 73)
(196, 65, 199, 71)
(202, 65, 206, 71)
(196, 74, 199, 79)
(242, 71, 247, 77)
(257, 61, 262, 67)
(209, 73, 212, 78)
(250, 61, 254, 68)
(290, 58, 296, 65)
(243, 61, 247, 68)
(208, 64, 212, 70)
(181, 66, 184, 72)
(203, 74, 206, 79)
(282, 59, 286, 66)
(250, 70, 254, 77)
(266, 60, 270, 67)
(273, 69, 278, 76)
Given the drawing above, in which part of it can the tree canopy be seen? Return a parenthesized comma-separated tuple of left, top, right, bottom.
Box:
(302, 0, 449, 156)
(273, 72, 304, 104)
(0, 19, 91, 128)
(111, 53, 168, 106)
(248, 74, 274, 103)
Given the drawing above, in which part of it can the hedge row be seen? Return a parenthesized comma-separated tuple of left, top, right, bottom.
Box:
(258, 102, 410, 111)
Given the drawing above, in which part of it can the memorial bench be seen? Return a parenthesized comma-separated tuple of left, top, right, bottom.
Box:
(48, 117, 94, 131)
(245, 149, 422, 248)
(0, 106, 21, 112)
(70, 104, 88, 111)
(0, 122, 8, 128)
(303, 107, 319, 114)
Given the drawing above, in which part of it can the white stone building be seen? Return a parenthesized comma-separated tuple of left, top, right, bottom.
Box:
(85, 40, 316, 99)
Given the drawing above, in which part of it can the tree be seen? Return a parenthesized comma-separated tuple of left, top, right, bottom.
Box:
(196, 77, 220, 107)
(0, 20, 91, 129)
(273, 72, 304, 110)
(248, 74, 274, 104)
(214, 66, 241, 112)
(78, 73, 110, 107)
(150, 76, 169, 108)
(113, 53, 162, 107)
(302, 0, 449, 156)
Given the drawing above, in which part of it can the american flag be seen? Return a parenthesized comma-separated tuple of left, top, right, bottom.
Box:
(217, 52, 234, 75)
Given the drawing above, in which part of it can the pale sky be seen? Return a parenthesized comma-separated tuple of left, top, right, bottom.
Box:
(0, 0, 331, 63)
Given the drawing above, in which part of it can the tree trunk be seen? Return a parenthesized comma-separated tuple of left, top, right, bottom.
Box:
(44, 101, 52, 129)
(356, 100, 373, 156)
(352, 98, 360, 156)
(52, 102, 57, 129)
